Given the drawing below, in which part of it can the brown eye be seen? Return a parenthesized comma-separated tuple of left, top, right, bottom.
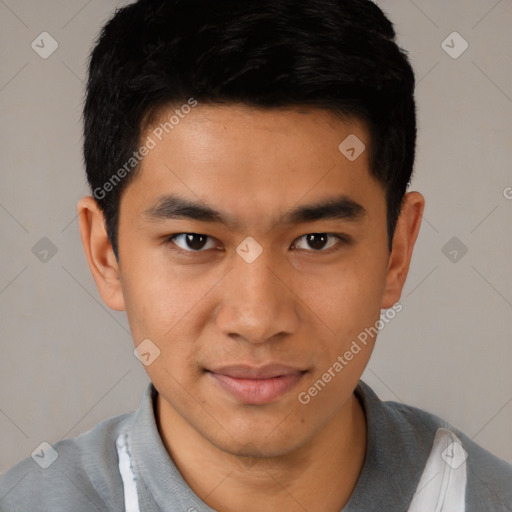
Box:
(293, 233, 341, 251)
(305, 234, 329, 250)
(168, 233, 216, 252)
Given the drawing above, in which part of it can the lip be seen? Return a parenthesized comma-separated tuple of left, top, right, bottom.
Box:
(206, 364, 306, 405)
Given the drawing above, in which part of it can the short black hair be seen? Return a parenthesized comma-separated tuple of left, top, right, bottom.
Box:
(83, 0, 417, 261)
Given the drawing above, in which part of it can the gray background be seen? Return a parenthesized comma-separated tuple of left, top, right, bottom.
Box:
(0, 0, 511, 473)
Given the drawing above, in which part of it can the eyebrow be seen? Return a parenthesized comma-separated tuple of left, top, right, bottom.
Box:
(141, 194, 366, 228)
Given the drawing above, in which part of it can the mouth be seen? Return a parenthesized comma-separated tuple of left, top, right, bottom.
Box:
(205, 364, 307, 405)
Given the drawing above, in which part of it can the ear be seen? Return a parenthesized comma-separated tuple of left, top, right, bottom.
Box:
(77, 196, 126, 311)
(381, 191, 425, 309)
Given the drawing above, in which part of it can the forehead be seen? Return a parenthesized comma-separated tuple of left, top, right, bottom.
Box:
(121, 104, 385, 230)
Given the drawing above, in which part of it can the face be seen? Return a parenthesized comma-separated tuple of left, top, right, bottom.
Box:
(80, 104, 422, 459)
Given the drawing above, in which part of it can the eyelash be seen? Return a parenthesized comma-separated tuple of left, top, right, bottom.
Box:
(164, 233, 352, 255)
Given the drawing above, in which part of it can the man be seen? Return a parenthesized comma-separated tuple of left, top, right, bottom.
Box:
(1, 0, 511, 510)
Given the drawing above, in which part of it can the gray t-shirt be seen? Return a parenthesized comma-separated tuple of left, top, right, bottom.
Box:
(1, 380, 511, 511)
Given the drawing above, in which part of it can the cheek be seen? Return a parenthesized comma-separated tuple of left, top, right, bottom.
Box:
(295, 262, 384, 410)
(119, 253, 218, 373)
(121, 267, 205, 388)
(299, 254, 386, 338)
(119, 255, 181, 346)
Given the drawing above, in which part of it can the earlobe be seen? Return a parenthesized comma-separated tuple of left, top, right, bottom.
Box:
(77, 196, 126, 311)
(381, 191, 425, 309)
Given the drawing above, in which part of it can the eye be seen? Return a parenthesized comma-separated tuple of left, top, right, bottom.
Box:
(292, 233, 349, 252)
(167, 233, 218, 252)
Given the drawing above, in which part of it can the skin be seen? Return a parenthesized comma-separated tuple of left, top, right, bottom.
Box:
(78, 104, 424, 512)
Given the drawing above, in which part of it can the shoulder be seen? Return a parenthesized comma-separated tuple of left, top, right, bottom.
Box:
(358, 382, 512, 509)
(0, 411, 133, 511)
(453, 425, 512, 510)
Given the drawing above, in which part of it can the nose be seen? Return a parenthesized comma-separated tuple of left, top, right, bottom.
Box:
(215, 250, 300, 345)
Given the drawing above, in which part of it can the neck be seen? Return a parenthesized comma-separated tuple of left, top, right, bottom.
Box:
(156, 393, 367, 512)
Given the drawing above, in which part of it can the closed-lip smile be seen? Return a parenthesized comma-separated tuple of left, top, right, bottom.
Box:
(206, 363, 307, 404)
